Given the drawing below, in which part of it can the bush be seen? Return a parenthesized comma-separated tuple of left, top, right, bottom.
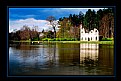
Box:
(101, 38, 113, 41)
(42, 38, 80, 41)
(31, 37, 40, 41)
(55, 38, 60, 41)
(42, 38, 51, 41)
(48, 38, 54, 41)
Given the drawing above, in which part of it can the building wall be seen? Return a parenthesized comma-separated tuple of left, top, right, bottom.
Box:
(80, 25, 99, 41)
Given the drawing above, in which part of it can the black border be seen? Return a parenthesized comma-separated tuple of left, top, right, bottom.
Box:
(1, 0, 119, 80)
(7, 6, 116, 77)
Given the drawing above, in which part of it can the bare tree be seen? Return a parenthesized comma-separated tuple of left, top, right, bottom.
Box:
(19, 25, 39, 40)
(46, 16, 58, 38)
(19, 25, 30, 40)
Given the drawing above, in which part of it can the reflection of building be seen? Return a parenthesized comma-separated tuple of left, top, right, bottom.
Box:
(80, 43, 99, 64)
(80, 24, 99, 41)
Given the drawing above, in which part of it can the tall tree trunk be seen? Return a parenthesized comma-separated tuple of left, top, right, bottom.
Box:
(53, 26, 56, 38)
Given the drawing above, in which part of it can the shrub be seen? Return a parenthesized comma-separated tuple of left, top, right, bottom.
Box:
(32, 37, 39, 41)
(49, 39, 54, 41)
(42, 38, 51, 41)
(101, 38, 113, 41)
(42, 38, 80, 41)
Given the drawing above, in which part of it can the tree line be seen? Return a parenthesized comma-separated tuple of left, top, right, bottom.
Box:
(9, 25, 39, 41)
(57, 8, 114, 39)
(9, 8, 114, 41)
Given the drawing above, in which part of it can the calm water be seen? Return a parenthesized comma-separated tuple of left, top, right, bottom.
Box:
(9, 42, 114, 76)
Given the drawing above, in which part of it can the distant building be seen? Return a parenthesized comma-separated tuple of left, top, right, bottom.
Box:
(80, 24, 99, 41)
(39, 33, 44, 37)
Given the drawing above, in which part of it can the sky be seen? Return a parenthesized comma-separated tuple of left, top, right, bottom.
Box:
(9, 8, 106, 33)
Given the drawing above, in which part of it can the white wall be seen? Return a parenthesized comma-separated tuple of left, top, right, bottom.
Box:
(80, 26, 99, 41)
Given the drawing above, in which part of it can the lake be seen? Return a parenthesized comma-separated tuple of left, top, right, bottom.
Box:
(9, 42, 114, 76)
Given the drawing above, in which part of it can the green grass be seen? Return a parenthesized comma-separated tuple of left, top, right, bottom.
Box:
(12, 37, 114, 45)
(12, 40, 114, 45)
(44, 41, 114, 44)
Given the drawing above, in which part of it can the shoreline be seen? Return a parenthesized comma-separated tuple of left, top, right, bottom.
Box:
(11, 40, 114, 44)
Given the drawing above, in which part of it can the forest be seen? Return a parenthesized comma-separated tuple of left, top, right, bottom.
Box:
(9, 8, 114, 41)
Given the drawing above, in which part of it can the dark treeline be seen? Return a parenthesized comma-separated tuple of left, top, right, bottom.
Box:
(9, 8, 114, 41)
(58, 8, 114, 39)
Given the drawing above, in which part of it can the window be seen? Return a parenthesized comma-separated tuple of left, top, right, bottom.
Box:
(91, 37, 92, 40)
(88, 38, 90, 41)
(96, 37, 97, 40)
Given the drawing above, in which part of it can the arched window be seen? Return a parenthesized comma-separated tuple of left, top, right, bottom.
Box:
(88, 38, 90, 41)
(96, 37, 97, 40)
(91, 37, 92, 40)
(85, 37, 86, 40)
(82, 37, 83, 40)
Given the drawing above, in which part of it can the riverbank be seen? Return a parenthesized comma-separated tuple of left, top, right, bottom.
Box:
(11, 40, 114, 44)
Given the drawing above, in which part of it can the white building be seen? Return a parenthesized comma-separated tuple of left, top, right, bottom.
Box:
(80, 24, 99, 41)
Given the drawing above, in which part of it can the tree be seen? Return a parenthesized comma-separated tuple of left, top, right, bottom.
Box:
(57, 17, 72, 38)
(46, 16, 58, 38)
(79, 11, 84, 25)
(42, 29, 44, 33)
(57, 12, 84, 39)
(9, 30, 20, 41)
(84, 9, 97, 31)
(19, 25, 39, 40)
(19, 25, 31, 40)
(47, 30, 54, 38)
(30, 26, 39, 41)
(99, 12, 114, 38)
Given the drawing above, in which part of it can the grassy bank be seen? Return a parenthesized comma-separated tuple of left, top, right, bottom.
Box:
(44, 41, 114, 44)
(11, 40, 114, 44)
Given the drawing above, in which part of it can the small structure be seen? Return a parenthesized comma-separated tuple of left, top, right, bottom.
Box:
(80, 25, 99, 41)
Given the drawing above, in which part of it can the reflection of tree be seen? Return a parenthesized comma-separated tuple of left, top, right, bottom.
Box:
(45, 43, 57, 66)
(57, 43, 80, 65)
(11, 43, 40, 59)
(98, 44, 114, 69)
(83, 56, 98, 66)
(53, 43, 56, 65)
(15, 42, 39, 50)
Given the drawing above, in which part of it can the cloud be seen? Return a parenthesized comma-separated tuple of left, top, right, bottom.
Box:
(9, 8, 108, 32)
(9, 18, 51, 33)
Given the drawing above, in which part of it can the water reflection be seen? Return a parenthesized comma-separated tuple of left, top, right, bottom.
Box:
(9, 42, 114, 75)
(98, 44, 114, 74)
(80, 44, 99, 66)
(57, 43, 80, 66)
(79, 43, 114, 75)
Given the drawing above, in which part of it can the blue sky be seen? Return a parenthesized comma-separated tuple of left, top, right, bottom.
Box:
(9, 8, 105, 32)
